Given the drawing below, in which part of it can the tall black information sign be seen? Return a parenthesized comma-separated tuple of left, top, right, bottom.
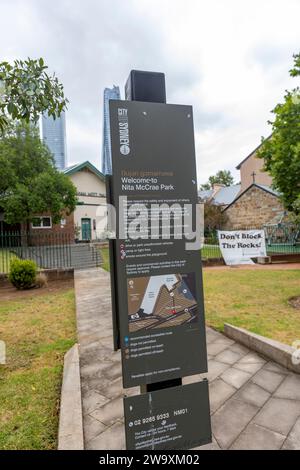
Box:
(109, 100, 208, 389)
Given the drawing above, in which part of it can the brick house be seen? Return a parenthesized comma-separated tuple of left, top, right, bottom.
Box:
(223, 183, 284, 229)
(236, 137, 273, 192)
(223, 138, 286, 228)
(0, 211, 75, 245)
(25, 212, 75, 245)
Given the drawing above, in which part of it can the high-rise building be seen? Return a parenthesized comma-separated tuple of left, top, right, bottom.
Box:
(41, 111, 67, 170)
(101, 86, 120, 175)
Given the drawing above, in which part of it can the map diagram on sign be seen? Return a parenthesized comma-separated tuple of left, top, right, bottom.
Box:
(127, 273, 198, 333)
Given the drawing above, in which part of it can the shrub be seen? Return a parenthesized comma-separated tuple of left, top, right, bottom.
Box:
(9, 258, 37, 289)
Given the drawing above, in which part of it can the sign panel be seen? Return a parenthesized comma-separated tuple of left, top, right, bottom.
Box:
(124, 381, 211, 450)
(109, 100, 208, 388)
(218, 230, 266, 265)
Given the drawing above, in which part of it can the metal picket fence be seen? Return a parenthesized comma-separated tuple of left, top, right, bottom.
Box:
(202, 224, 300, 261)
(0, 231, 74, 273)
(1, 224, 299, 272)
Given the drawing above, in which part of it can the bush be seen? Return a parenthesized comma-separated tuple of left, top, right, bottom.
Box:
(9, 258, 37, 289)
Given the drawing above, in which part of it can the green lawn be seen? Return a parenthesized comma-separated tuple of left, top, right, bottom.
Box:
(0, 286, 76, 449)
(100, 246, 110, 271)
(0, 249, 16, 273)
(203, 269, 300, 345)
(201, 244, 222, 259)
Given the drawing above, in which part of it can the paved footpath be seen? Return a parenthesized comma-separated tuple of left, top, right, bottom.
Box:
(75, 268, 300, 450)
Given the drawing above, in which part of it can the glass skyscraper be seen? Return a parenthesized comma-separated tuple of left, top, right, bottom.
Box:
(41, 111, 67, 170)
(101, 85, 120, 175)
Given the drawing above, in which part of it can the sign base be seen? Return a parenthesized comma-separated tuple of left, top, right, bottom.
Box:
(124, 380, 211, 450)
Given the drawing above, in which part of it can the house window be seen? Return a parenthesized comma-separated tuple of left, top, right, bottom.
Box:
(31, 216, 52, 229)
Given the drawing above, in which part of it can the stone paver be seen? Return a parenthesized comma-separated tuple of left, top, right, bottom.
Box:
(194, 435, 221, 450)
(228, 343, 249, 356)
(86, 421, 126, 450)
(209, 378, 236, 413)
(282, 417, 300, 450)
(234, 382, 270, 408)
(221, 367, 252, 389)
(207, 342, 229, 356)
(230, 423, 286, 450)
(82, 390, 109, 415)
(215, 349, 242, 365)
(206, 359, 229, 381)
(239, 352, 266, 364)
(253, 398, 300, 436)
(274, 374, 300, 401)
(75, 268, 300, 450)
(212, 398, 259, 448)
(84, 415, 107, 443)
(234, 360, 264, 375)
(206, 329, 221, 343)
(263, 361, 289, 375)
(89, 396, 124, 426)
(252, 369, 285, 393)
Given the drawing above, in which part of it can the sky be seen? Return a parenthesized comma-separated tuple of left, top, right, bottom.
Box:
(1, 0, 299, 185)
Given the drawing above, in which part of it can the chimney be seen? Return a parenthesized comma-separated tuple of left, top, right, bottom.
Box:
(211, 183, 225, 198)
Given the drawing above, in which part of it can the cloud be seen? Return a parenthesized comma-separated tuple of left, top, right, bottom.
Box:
(0, 0, 299, 184)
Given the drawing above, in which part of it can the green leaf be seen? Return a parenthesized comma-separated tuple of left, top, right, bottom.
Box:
(0, 57, 68, 131)
(7, 102, 14, 114)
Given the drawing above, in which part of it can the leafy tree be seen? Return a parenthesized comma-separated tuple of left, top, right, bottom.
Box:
(0, 122, 77, 225)
(258, 52, 300, 216)
(200, 170, 234, 190)
(204, 200, 228, 237)
(0, 58, 68, 132)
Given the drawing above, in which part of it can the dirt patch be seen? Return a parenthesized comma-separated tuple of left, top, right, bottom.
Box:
(289, 296, 300, 309)
(0, 278, 74, 301)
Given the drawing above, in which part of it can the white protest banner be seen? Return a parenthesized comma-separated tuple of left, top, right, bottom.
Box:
(218, 230, 266, 265)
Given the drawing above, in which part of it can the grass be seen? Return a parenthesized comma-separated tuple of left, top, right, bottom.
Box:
(0, 287, 76, 449)
(201, 244, 222, 259)
(0, 249, 16, 274)
(203, 269, 300, 345)
(100, 246, 110, 271)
